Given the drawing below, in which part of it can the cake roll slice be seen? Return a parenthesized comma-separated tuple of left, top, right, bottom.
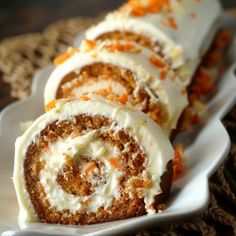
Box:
(13, 98, 173, 225)
(44, 40, 188, 135)
(86, 0, 222, 84)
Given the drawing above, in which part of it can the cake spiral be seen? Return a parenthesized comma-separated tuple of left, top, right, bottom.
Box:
(13, 99, 173, 224)
(44, 40, 188, 135)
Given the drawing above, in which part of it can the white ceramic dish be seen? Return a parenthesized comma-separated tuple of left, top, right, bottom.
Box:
(1, 14, 236, 236)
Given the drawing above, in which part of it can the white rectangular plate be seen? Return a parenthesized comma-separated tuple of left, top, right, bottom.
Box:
(0, 14, 236, 236)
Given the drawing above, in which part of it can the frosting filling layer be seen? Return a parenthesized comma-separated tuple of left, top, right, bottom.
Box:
(13, 99, 174, 224)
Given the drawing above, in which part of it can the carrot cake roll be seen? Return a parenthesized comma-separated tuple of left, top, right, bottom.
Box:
(44, 40, 188, 135)
(13, 98, 174, 225)
(85, 0, 222, 84)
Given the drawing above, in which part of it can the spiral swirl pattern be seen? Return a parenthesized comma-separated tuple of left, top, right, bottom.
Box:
(14, 99, 173, 224)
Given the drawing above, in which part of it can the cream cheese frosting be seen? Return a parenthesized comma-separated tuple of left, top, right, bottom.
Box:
(39, 131, 122, 214)
(13, 98, 174, 222)
(85, 0, 222, 84)
(44, 40, 188, 133)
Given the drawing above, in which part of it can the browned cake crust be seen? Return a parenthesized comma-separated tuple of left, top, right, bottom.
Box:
(56, 63, 167, 126)
(24, 114, 172, 225)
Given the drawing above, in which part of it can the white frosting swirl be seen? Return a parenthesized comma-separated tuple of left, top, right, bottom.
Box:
(13, 99, 174, 222)
(40, 130, 122, 214)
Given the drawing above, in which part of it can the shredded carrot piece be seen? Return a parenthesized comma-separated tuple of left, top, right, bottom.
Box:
(106, 43, 135, 53)
(160, 70, 168, 80)
(168, 16, 177, 29)
(53, 47, 79, 65)
(84, 162, 96, 175)
(84, 39, 96, 50)
(128, 1, 146, 16)
(109, 157, 122, 169)
(44, 99, 57, 112)
(65, 156, 73, 166)
(173, 145, 184, 181)
(94, 88, 111, 97)
(119, 93, 128, 104)
(149, 55, 166, 68)
(54, 52, 70, 65)
(124, 43, 134, 50)
(127, 0, 169, 16)
(147, 4, 161, 13)
(80, 95, 90, 101)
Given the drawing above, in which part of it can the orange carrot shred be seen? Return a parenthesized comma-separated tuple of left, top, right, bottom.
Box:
(65, 156, 73, 166)
(44, 99, 58, 112)
(168, 16, 177, 29)
(149, 55, 166, 68)
(129, 1, 146, 16)
(160, 70, 168, 80)
(53, 52, 70, 65)
(109, 157, 122, 169)
(84, 162, 96, 175)
(124, 43, 134, 50)
(173, 145, 184, 181)
(106, 43, 134, 53)
(127, 0, 169, 16)
(84, 39, 96, 50)
(80, 95, 90, 101)
(119, 93, 128, 104)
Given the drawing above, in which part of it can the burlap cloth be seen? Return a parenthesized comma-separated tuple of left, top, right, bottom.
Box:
(0, 16, 236, 236)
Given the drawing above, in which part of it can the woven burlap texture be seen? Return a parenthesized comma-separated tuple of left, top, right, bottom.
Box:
(0, 16, 236, 236)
